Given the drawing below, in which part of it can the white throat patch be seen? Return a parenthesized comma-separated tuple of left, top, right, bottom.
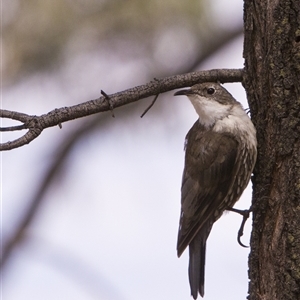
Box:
(188, 95, 231, 127)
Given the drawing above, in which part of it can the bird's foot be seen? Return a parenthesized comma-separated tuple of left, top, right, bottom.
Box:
(227, 207, 252, 248)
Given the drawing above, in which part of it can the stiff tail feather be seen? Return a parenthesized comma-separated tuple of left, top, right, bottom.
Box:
(188, 236, 206, 299)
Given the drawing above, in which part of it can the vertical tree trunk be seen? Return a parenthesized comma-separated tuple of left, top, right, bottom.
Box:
(243, 0, 300, 299)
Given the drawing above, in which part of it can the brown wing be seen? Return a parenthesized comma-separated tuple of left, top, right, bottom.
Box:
(177, 121, 239, 256)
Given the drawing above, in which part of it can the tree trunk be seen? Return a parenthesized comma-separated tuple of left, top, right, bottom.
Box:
(243, 0, 300, 299)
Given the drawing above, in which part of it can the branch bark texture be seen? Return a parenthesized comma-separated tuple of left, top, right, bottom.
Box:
(243, 1, 300, 299)
(1, 68, 242, 151)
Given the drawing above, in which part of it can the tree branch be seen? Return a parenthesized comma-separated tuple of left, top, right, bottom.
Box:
(1, 68, 243, 151)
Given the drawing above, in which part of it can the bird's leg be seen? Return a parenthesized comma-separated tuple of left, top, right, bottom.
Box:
(227, 207, 252, 248)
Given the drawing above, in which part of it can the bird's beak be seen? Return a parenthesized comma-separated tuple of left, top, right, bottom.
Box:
(174, 89, 192, 96)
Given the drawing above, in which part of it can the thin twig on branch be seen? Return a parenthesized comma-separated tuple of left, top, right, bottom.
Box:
(140, 94, 160, 118)
(0, 68, 243, 151)
(101, 89, 115, 118)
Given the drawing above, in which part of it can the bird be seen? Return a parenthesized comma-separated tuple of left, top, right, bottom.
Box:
(174, 82, 257, 299)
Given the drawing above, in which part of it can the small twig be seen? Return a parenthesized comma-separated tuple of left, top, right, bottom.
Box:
(140, 94, 159, 118)
(227, 207, 252, 247)
(101, 90, 115, 118)
(0, 124, 27, 132)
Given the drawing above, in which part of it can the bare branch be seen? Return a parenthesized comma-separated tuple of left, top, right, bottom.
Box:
(1, 68, 243, 151)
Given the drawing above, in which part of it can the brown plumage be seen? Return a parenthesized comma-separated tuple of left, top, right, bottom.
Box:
(174, 83, 257, 298)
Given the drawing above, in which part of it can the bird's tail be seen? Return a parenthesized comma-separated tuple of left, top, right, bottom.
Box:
(188, 235, 206, 299)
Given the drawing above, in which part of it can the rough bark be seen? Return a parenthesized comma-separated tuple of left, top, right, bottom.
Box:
(0, 69, 242, 151)
(243, 0, 300, 299)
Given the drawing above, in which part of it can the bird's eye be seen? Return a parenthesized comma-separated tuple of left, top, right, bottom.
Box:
(207, 87, 215, 95)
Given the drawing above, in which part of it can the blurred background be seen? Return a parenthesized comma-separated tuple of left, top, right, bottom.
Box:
(2, 1, 251, 299)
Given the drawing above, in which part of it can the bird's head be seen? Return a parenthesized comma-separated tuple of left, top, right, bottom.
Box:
(174, 82, 243, 127)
